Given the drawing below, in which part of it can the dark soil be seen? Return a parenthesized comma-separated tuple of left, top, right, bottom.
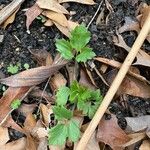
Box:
(0, 0, 150, 148)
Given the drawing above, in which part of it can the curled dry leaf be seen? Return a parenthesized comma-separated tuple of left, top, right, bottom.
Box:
(2, 7, 20, 29)
(25, 3, 42, 30)
(113, 33, 150, 67)
(0, 137, 26, 150)
(59, 0, 95, 5)
(40, 104, 53, 127)
(97, 114, 131, 150)
(42, 10, 68, 27)
(106, 69, 150, 98)
(139, 140, 150, 150)
(44, 19, 53, 26)
(125, 115, 150, 133)
(0, 127, 9, 146)
(36, 0, 69, 14)
(0, 62, 67, 87)
(50, 73, 67, 92)
(0, 87, 29, 123)
(53, 20, 79, 37)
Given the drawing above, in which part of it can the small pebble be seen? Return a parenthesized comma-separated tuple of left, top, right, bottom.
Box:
(0, 35, 4, 43)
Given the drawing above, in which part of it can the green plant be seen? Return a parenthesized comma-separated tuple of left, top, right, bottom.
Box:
(11, 99, 21, 109)
(24, 63, 30, 70)
(36, 15, 47, 23)
(56, 25, 96, 62)
(7, 64, 19, 74)
(48, 81, 103, 146)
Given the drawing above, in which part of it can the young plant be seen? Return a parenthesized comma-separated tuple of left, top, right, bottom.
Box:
(48, 90, 80, 146)
(48, 81, 103, 146)
(7, 64, 19, 74)
(11, 99, 21, 110)
(55, 25, 96, 62)
(24, 63, 30, 70)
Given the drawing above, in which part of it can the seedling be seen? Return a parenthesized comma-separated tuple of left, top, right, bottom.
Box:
(11, 99, 21, 110)
(55, 25, 96, 62)
(48, 81, 103, 146)
(36, 15, 47, 23)
(7, 64, 19, 74)
(24, 63, 30, 70)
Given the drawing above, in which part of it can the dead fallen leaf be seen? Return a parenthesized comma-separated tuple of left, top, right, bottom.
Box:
(0, 87, 29, 123)
(40, 104, 53, 127)
(25, 3, 42, 30)
(59, 0, 95, 5)
(26, 134, 37, 150)
(0, 137, 26, 150)
(118, 17, 140, 33)
(44, 19, 53, 26)
(106, 69, 150, 98)
(97, 114, 131, 150)
(0, 62, 67, 87)
(29, 49, 51, 66)
(50, 73, 67, 92)
(2, 7, 20, 29)
(42, 10, 68, 27)
(36, 0, 69, 14)
(125, 116, 150, 133)
(37, 137, 48, 150)
(113, 33, 150, 67)
(46, 53, 53, 66)
(139, 140, 150, 150)
(0, 127, 9, 146)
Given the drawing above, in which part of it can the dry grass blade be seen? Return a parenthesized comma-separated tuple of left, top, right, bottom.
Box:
(59, 0, 96, 5)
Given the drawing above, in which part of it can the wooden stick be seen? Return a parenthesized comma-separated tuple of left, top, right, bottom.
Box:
(0, 0, 25, 25)
(76, 11, 150, 150)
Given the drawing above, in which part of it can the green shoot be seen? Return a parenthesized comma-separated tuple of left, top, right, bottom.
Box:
(36, 15, 47, 23)
(24, 63, 30, 70)
(7, 64, 19, 74)
(55, 25, 96, 62)
(11, 99, 21, 109)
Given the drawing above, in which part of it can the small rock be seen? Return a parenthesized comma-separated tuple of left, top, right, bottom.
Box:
(0, 35, 4, 43)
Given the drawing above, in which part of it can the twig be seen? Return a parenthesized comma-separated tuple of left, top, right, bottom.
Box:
(76, 10, 150, 150)
(87, 0, 103, 29)
(0, 0, 25, 25)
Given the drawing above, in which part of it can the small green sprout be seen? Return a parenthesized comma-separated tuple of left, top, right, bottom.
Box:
(24, 63, 30, 70)
(11, 99, 21, 109)
(36, 15, 47, 23)
(7, 64, 19, 74)
(55, 25, 96, 62)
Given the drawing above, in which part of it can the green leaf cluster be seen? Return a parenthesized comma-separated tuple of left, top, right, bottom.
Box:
(56, 25, 96, 62)
(7, 64, 19, 74)
(48, 81, 103, 146)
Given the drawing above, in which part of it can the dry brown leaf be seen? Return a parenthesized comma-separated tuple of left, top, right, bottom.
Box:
(125, 115, 150, 133)
(118, 17, 140, 33)
(59, 0, 95, 5)
(0, 137, 26, 150)
(0, 127, 9, 146)
(2, 7, 20, 29)
(113, 33, 150, 67)
(46, 53, 53, 66)
(44, 19, 53, 26)
(97, 114, 131, 150)
(0, 87, 29, 123)
(25, 3, 42, 30)
(37, 137, 48, 150)
(139, 140, 150, 150)
(29, 49, 51, 66)
(0, 62, 67, 87)
(67, 20, 79, 31)
(40, 104, 53, 127)
(50, 73, 67, 92)
(106, 69, 150, 98)
(26, 134, 37, 150)
(36, 0, 69, 14)
(43, 10, 68, 27)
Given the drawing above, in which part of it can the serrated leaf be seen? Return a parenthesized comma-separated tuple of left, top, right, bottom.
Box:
(90, 89, 102, 101)
(70, 25, 91, 51)
(68, 119, 80, 142)
(76, 47, 96, 62)
(56, 86, 70, 106)
(11, 99, 21, 109)
(53, 106, 73, 120)
(48, 124, 68, 145)
(56, 39, 74, 60)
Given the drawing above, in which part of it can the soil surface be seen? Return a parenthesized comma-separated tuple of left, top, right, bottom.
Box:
(0, 0, 150, 149)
